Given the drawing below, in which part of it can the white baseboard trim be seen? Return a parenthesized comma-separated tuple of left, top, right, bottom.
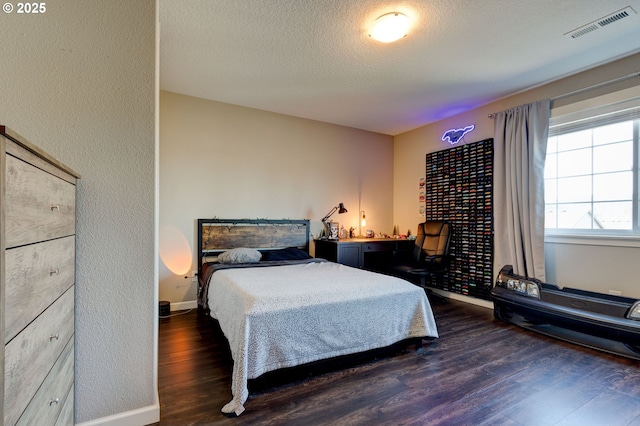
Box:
(165, 294, 491, 312)
(170, 300, 197, 311)
(76, 400, 159, 426)
(428, 288, 494, 310)
(168, 295, 491, 311)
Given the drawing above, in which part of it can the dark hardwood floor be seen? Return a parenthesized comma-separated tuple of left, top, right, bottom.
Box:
(156, 299, 640, 426)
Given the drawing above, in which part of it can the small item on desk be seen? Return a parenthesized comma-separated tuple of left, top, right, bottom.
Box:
(349, 227, 356, 238)
(339, 225, 347, 239)
(366, 229, 374, 238)
(319, 226, 327, 240)
(328, 222, 340, 240)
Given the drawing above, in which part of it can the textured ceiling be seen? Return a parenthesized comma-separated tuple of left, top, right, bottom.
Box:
(160, 0, 640, 135)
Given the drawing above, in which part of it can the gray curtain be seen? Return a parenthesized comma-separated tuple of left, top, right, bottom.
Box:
(493, 99, 551, 280)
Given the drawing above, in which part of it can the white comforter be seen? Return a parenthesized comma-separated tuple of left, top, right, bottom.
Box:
(207, 261, 439, 415)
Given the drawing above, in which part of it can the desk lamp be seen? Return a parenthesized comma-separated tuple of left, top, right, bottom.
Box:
(321, 202, 347, 239)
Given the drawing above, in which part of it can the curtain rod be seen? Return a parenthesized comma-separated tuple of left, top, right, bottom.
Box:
(488, 71, 640, 119)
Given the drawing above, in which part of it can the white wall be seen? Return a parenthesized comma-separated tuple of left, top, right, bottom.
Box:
(0, 1, 158, 424)
(160, 91, 394, 304)
(394, 52, 640, 299)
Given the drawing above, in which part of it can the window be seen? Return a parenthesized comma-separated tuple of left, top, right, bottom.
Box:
(544, 86, 640, 236)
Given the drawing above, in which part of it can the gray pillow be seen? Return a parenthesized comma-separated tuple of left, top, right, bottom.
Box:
(217, 248, 262, 264)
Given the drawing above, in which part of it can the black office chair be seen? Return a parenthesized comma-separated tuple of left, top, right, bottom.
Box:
(392, 221, 452, 304)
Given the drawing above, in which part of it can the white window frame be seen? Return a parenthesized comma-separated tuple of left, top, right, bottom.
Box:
(545, 85, 640, 247)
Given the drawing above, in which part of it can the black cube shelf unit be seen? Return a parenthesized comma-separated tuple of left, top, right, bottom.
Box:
(424, 138, 494, 300)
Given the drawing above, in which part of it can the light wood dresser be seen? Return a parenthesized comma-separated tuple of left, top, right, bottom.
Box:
(0, 126, 79, 426)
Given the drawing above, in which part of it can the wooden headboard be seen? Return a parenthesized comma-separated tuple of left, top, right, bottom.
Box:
(197, 218, 310, 280)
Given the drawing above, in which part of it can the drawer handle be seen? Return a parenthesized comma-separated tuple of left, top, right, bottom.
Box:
(50, 268, 60, 276)
(49, 398, 60, 406)
(49, 333, 59, 341)
(51, 204, 61, 211)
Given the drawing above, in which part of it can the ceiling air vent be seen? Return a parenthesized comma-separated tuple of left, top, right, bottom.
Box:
(569, 24, 599, 39)
(598, 9, 630, 27)
(565, 6, 636, 39)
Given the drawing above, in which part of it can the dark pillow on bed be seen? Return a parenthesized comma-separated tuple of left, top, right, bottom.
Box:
(261, 247, 311, 261)
(217, 248, 262, 264)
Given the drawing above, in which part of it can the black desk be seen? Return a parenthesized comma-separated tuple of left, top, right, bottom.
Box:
(314, 238, 414, 272)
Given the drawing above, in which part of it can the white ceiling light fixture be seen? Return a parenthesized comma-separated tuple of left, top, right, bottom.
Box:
(369, 12, 409, 43)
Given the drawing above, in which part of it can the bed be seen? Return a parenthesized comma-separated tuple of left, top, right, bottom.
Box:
(196, 218, 439, 416)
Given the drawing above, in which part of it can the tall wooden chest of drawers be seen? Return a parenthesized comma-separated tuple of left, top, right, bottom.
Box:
(0, 126, 79, 426)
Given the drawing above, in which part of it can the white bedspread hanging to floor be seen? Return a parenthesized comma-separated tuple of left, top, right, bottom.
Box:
(206, 260, 439, 415)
